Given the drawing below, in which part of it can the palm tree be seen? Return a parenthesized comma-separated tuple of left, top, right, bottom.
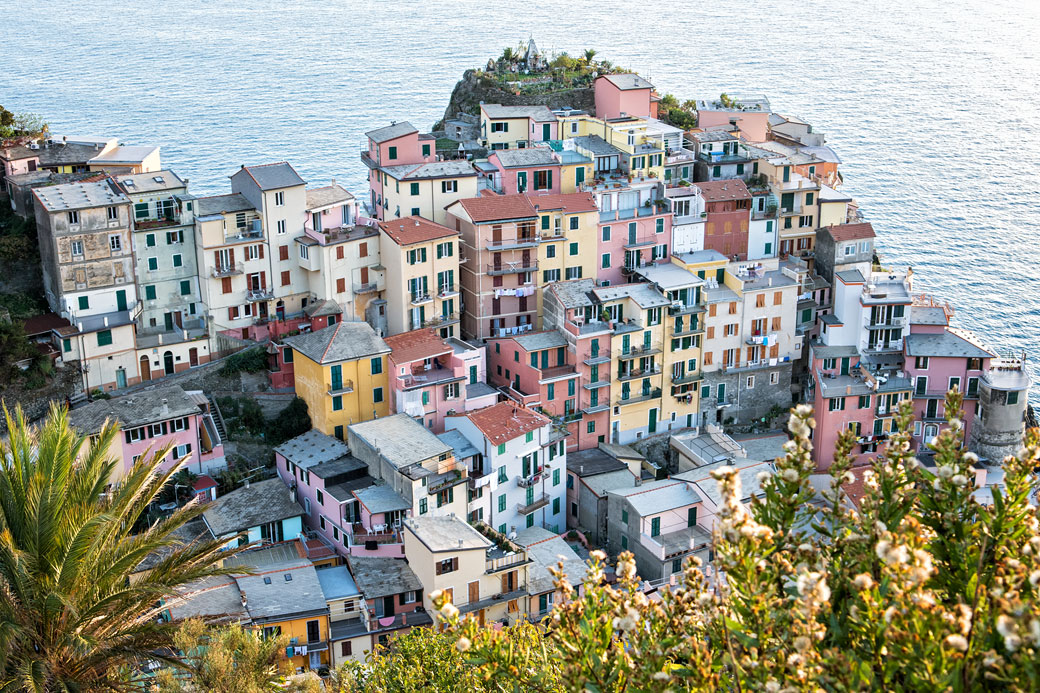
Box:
(500, 46, 516, 65)
(0, 404, 238, 691)
(581, 48, 597, 67)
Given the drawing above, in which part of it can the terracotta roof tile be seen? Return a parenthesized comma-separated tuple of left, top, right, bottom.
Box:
(378, 215, 458, 246)
(451, 194, 537, 224)
(695, 179, 751, 202)
(824, 222, 875, 243)
(841, 466, 870, 510)
(524, 192, 598, 214)
(463, 402, 550, 446)
(384, 328, 452, 364)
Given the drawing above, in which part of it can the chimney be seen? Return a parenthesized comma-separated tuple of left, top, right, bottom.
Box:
(244, 478, 250, 488)
(458, 538, 463, 548)
(161, 398, 169, 415)
(241, 593, 248, 608)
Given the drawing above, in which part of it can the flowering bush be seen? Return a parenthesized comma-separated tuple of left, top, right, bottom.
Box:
(337, 392, 1040, 692)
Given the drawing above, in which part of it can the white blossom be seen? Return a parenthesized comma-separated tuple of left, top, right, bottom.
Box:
(944, 634, 969, 652)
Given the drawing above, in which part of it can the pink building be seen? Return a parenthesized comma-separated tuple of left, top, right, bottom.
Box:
(487, 330, 581, 434)
(594, 74, 656, 120)
(0, 144, 40, 190)
(384, 327, 495, 433)
(68, 385, 225, 477)
(694, 96, 771, 143)
(597, 209, 673, 286)
(487, 149, 562, 195)
(360, 121, 436, 219)
(904, 299, 994, 452)
(697, 179, 752, 261)
(274, 429, 406, 559)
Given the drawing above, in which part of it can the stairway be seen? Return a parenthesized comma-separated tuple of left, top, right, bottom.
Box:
(206, 395, 228, 442)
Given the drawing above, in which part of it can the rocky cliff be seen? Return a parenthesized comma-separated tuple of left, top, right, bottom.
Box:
(435, 69, 596, 130)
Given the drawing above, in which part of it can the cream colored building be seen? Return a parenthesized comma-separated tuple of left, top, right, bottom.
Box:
(378, 216, 461, 338)
(378, 161, 477, 226)
(402, 516, 530, 627)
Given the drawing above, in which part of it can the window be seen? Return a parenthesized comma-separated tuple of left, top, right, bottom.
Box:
(602, 226, 610, 241)
(436, 558, 458, 575)
(828, 397, 846, 412)
(422, 143, 431, 157)
(441, 180, 458, 193)
(497, 443, 506, 455)
(569, 242, 578, 256)
(274, 191, 284, 206)
(172, 253, 182, 268)
(491, 122, 508, 133)
(525, 431, 534, 443)
(553, 468, 560, 486)
(144, 285, 156, 300)
(543, 268, 560, 282)
(621, 535, 628, 550)
(332, 395, 343, 411)
(96, 330, 113, 347)
(534, 170, 552, 191)
(651, 517, 661, 537)
(180, 280, 191, 295)
(419, 497, 428, 514)
(569, 216, 579, 231)
(915, 356, 929, 370)
(67, 210, 79, 225)
(373, 387, 383, 403)
(276, 219, 285, 235)
(553, 497, 560, 514)
(109, 234, 122, 252)
(587, 420, 595, 433)
(746, 375, 755, 389)
(1008, 391, 1020, 405)
(387, 145, 398, 160)
(370, 357, 383, 375)
(858, 395, 871, 409)
(498, 494, 507, 512)
(565, 266, 582, 280)
(621, 508, 628, 524)
(498, 466, 507, 483)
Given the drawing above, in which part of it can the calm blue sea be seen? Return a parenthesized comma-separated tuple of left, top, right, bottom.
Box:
(3, 0, 1039, 391)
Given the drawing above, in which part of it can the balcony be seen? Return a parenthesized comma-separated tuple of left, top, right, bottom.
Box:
(211, 264, 242, 277)
(582, 351, 610, 366)
(582, 377, 610, 389)
(328, 380, 355, 396)
(516, 492, 550, 515)
(437, 285, 460, 298)
(539, 364, 576, 380)
(397, 367, 462, 390)
(672, 323, 702, 337)
(246, 288, 274, 302)
(428, 466, 467, 495)
(639, 525, 712, 561)
(516, 468, 547, 488)
(487, 260, 538, 275)
(486, 236, 539, 251)
(582, 401, 611, 414)
(623, 234, 660, 249)
(354, 281, 382, 294)
(671, 371, 702, 385)
(225, 222, 263, 242)
(134, 216, 181, 230)
(410, 293, 433, 306)
(617, 366, 662, 382)
(665, 147, 697, 165)
(616, 387, 662, 407)
(420, 312, 460, 329)
(745, 332, 778, 346)
(668, 301, 703, 316)
(616, 343, 661, 359)
(360, 149, 379, 169)
(486, 550, 529, 574)
(864, 315, 908, 330)
(347, 523, 400, 546)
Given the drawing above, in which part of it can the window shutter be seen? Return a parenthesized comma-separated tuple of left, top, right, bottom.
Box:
(453, 557, 458, 572)
(214, 251, 221, 267)
(229, 248, 235, 265)
(222, 277, 232, 294)
(260, 273, 267, 289)
(258, 244, 264, 259)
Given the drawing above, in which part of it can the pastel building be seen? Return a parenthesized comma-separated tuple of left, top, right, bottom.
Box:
(594, 74, 657, 121)
(345, 556, 430, 651)
(486, 148, 562, 196)
(479, 104, 558, 150)
(694, 96, 771, 143)
(283, 321, 391, 440)
(403, 515, 531, 627)
(32, 179, 139, 391)
(296, 185, 384, 323)
(201, 478, 305, 547)
(317, 566, 366, 666)
(697, 179, 751, 261)
(378, 215, 461, 337)
(384, 327, 492, 433)
(666, 186, 706, 255)
(690, 131, 752, 183)
(361, 122, 434, 215)
(67, 384, 224, 478)
(445, 402, 567, 535)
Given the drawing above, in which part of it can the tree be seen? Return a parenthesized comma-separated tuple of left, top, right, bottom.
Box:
(581, 48, 597, 67)
(335, 393, 1040, 691)
(0, 107, 47, 140)
(152, 620, 291, 693)
(267, 397, 311, 446)
(0, 404, 238, 691)
(499, 47, 516, 65)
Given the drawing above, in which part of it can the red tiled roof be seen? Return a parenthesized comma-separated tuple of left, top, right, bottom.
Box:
(841, 466, 870, 510)
(824, 222, 875, 242)
(452, 194, 537, 223)
(22, 312, 71, 336)
(695, 179, 751, 202)
(464, 402, 550, 446)
(525, 192, 598, 214)
(384, 328, 452, 364)
(378, 215, 458, 246)
(193, 475, 218, 491)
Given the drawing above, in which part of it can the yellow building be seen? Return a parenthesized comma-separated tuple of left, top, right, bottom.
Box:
(528, 192, 599, 315)
(283, 321, 391, 440)
(403, 516, 530, 627)
(378, 161, 477, 226)
(479, 103, 558, 150)
(378, 216, 461, 338)
(756, 157, 820, 258)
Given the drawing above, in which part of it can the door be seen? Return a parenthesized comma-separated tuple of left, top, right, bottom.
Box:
(259, 302, 268, 319)
(308, 651, 320, 669)
(542, 123, 551, 141)
(306, 620, 320, 643)
(648, 408, 657, 434)
(717, 382, 726, 404)
(468, 580, 479, 604)
(115, 368, 127, 389)
(163, 351, 174, 375)
(116, 289, 127, 312)
(164, 313, 174, 331)
(140, 355, 151, 381)
(382, 595, 395, 617)
(469, 365, 477, 384)
(188, 347, 199, 367)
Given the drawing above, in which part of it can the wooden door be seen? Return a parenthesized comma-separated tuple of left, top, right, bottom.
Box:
(468, 581, 479, 605)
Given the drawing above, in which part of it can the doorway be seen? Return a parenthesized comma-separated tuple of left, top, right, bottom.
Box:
(140, 355, 151, 381)
(115, 367, 127, 389)
(116, 289, 127, 312)
(163, 351, 174, 375)
(188, 347, 199, 367)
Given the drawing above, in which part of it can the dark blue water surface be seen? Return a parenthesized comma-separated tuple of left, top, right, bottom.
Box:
(4, 0, 1038, 388)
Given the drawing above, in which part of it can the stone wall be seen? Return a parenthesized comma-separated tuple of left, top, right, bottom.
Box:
(701, 364, 795, 428)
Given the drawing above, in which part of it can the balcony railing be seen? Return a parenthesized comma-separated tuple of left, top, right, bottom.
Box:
(486, 236, 539, 250)
(582, 401, 611, 414)
(486, 551, 529, 574)
(354, 281, 381, 294)
(246, 288, 274, 302)
(437, 285, 459, 298)
(616, 343, 661, 359)
(420, 312, 460, 329)
(328, 380, 355, 396)
(864, 315, 908, 330)
(671, 371, 702, 385)
(516, 468, 546, 488)
(582, 351, 611, 366)
(616, 387, 662, 407)
(516, 492, 550, 515)
(617, 366, 662, 382)
(410, 293, 433, 306)
(582, 377, 610, 389)
(226, 224, 263, 241)
(212, 264, 242, 277)
(487, 260, 538, 275)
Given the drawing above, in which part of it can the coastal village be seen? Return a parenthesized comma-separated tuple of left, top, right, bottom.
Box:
(0, 42, 1034, 677)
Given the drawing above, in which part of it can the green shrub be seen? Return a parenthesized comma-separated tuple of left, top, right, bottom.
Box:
(218, 346, 267, 377)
